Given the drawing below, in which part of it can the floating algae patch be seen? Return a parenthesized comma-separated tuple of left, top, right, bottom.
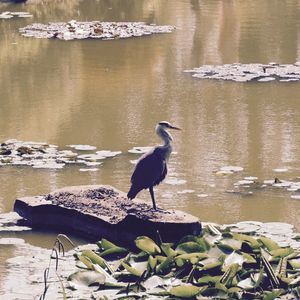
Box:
(185, 62, 300, 82)
(19, 20, 175, 41)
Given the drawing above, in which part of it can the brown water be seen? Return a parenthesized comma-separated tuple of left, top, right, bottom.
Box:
(1, 0, 300, 294)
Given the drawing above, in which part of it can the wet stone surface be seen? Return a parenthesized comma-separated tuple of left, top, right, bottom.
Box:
(185, 62, 300, 82)
(19, 20, 175, 41)
(14, 185, 201, 244)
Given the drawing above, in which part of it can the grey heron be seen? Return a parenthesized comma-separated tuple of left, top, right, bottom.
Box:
(127, 121, 181, 210)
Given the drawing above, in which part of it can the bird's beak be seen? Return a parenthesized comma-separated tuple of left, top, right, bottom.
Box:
(170, 125, 181, 131)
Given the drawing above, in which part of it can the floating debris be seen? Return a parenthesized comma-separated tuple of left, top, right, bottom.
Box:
(19, 20, 175, 41)
(0, 11, 33, 19)
(185, 62, 300, 82)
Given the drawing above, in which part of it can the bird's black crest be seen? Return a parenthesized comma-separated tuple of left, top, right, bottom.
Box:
(158, 121, 170, 126)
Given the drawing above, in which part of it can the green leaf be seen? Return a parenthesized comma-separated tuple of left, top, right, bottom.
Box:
(176, 242, 204, 254)
(156, 256, 174, 274)
(270, 247, 294, 258)
(198, 275, 222, 285)
(99, 247, 128, 257)
(148, 255, 157, 271)
(232, 233, 260, 249)
(78, 255, 94, 270)
(200, 260, 222, 271)
(242, 253, 257, 264)
(258, 237, 280, 251)
(260, 248, 280, 288)
(175, 253, 207, 267)
(220, 263, 240, 286)
(160, 243, 177, 257)
(97, 238, 118, 250)
(169, 284, 201, 298)
(135, 236, 161, 255)
(217, 239, 242, 252)
(120, 261, 142, 277)
(263, 289, 284, 300)
(81, 250, 107, 268)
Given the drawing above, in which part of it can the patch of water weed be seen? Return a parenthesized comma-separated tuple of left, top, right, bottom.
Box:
(19, 21, 175, 41)
(185, 63, 300, 82)
(37, 224, 300, 299)
(0, 139, 121, 170)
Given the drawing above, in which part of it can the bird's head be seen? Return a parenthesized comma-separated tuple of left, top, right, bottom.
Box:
(158, 121, 181, 131)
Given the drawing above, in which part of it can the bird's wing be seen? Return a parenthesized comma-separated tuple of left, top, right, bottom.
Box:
(131, 149, 167, 189)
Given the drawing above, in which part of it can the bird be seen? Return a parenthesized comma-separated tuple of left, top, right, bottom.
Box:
(127, 121, 181, 210)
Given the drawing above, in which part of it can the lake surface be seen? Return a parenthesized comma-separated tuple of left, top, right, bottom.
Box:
(1, 0, 300, 295)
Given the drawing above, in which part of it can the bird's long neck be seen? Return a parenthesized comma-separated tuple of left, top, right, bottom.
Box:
(155, 125, 173, 159)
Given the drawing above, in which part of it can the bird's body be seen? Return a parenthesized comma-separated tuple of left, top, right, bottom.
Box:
(127, 121, 180, 209)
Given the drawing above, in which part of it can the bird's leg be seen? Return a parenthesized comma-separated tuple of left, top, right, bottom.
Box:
(149, 186, 157, 210)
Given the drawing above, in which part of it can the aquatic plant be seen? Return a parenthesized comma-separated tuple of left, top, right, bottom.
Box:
(63, 224, 300, 299)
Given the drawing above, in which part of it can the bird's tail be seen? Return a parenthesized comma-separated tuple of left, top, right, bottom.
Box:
(127, 185, 139, 200)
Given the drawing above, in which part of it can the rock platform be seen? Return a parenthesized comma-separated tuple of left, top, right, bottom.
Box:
(14, 185, 201, 245)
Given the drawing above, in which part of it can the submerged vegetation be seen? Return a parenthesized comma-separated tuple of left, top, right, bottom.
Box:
(43, 223, 300, 299)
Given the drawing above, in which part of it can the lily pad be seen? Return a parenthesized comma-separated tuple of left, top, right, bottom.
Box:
(68, 144, 97, 151)
(96, 150, 122, 157)
(128, 146, 154, 154)
(79, 168, 99, 172)
(135, 236, 161, 255)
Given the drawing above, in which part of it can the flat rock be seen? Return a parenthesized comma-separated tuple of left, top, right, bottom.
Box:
(14, 185, 201, 245)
